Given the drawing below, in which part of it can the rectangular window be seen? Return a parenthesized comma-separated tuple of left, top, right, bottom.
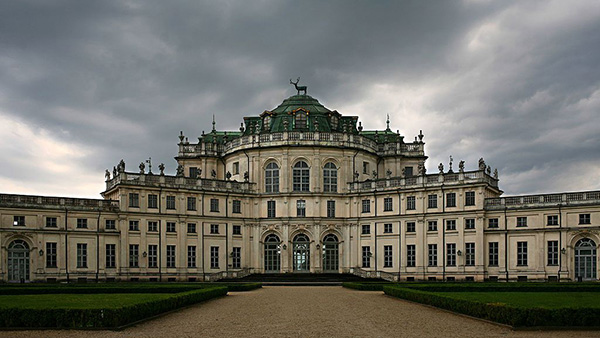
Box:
(166, 222, 176, 233)
(129, 193, 139, 208)
(187, 223, 196, 234)
(446, 219, 456, 231)
(547, 215, 559, 226)
(187, 246, 197, 268)
(427, 220, 438, 232)
(383, 197, 393, 212)
(407, 245, 416, 267)
(465, 243, 475, 266)
(148, 194, 158, 209)
(517, 241, 528, 266)
(362, 246, 371, 268)
(147, 221, 158, 232)
(210, 246, 219, 269)
(167, 245, 176, 268)
(267, 200, 276, 218)
(233, 225, 242, 235)
(489, 242, 499, 266)
(427, 194, 437, 209)
(232, 200, 241, 214)
(327, 200, 336, 218)
(148, 245, 158, 268)
(129, 244, 139, 267)
(465, 191, 475, 206)
(406, 196, 416, 210)
(189, 167, 200, 178)
(232, 247, 241, 269)
(428, 244, 437, 267)
(580, 214, 591, 225)
(187, 197, 196, 211)
(210, 198, 219, 212)
(105, 244, 115, 268)
(488, 218, 499, 229)
(465, 218, 475, 230)
(362, 162, 369, 174)
(105, 219, 116, 230)
(384, 223, 393, 233)
(361, 199, 371, 213)
(406, 222, 416, 233)
(548, 240, 559, 266)
(129, 220, 139, 231)
(446, 193, 456, 207)
(166, 196, 176, 210)
(516, 217, 528, 227)
(446, 243, 456, 267)
(404, 166, 413, 177)
(46, 242, 57, 268)
(77, 218, 88, 229)
(296, 200, 306, 217)
(233, 162, 240, 175)
(13, 216, 25, 226)
(210, 224, 219, 234)
(361, 224, 370, 235)
(384, 245, 393, 267)
(46, 217, 58, 228)
(77, 243, 87, 268)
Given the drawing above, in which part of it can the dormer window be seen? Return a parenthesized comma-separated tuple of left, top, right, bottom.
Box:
(263, 115, 271, 131)
(330, 115, 339, 130)
(294, 110, 307, 130)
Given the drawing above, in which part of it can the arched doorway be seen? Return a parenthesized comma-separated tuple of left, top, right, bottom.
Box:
(264, 234, 281, 273)
(575, 238, 597, 281)
(293, 234, 310, 272)
(322, 234, 339, 272)
(8, 240, 30, 282)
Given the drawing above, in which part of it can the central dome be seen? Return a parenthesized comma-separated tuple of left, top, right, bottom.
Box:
(271, 94, 332, 114)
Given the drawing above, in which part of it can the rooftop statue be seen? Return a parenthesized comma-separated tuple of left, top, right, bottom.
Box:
(290, 77, 307, 95)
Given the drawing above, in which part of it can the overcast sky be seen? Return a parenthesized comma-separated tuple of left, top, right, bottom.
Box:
(1, 0, 599, 198)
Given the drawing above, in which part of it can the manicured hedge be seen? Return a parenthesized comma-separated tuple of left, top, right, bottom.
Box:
(0, 286, 228, 329)
(0, 283, 261, 295)
(342, 282, 392, 291)
(215, 283, 262, 292)
(384, 286, 600, 327)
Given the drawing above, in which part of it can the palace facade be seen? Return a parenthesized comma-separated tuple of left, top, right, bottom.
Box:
(1, 92, 599, 283)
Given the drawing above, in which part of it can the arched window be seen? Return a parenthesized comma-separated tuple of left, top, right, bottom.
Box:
(293, 161, 310, 192)
(295, 111, 307, 130)
(8, 240, 30, 282)
(263, 115, 271, 131)
(265, 162, 279, 193)
(322, 234, 339, 272)
(293, 234, 310, 271)
(575, 238, 597, 280)
(264, 234, 281, 272)
(323, 162, 337, 192)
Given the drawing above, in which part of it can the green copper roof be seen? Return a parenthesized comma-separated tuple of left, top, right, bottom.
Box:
(271, 94, 332, 114)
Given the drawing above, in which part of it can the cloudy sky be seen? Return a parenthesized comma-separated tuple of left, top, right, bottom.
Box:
(1, 0, 599, 198)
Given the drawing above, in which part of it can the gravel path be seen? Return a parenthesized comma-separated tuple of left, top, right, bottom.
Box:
(1, 286, 599, 338)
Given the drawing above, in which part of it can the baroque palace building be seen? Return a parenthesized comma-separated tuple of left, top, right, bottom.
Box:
(1, 89, 599, 283)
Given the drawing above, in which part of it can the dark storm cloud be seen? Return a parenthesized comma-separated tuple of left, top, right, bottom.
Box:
(0, 0, 598, 197)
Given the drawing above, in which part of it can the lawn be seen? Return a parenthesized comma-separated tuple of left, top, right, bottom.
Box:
(438, 291, 600, 309)
(0, 293, 173, 309)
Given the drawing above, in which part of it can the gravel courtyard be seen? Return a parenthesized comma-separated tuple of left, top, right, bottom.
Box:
(1, 286, 599, 338)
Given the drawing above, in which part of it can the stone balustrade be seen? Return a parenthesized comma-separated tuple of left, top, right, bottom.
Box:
(0, 194, 119, 210)
(347, 170, 498, 192)
(178, 131, 425, 158)
(105, 172, 256, 193)
(485, 190, 600, 210)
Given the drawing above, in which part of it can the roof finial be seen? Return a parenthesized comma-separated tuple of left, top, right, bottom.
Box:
(386, 114, 390, 131)
(212, 114, 216, 132)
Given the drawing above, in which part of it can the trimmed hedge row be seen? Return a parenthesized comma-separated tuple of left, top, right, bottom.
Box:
(0, 283, 261, 295)
(0, 286, 228, 328)
(383, 286, 600, 327)
(343, 282, 600, 293)
(217, 283, 262, 292)
(342, 282, 392, 291)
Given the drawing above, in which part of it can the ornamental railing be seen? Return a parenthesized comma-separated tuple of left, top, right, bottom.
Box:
(178, 131, 424, 158)
(0, 194, 119, 210)
(485, 190, 600, 210)
(347, 169, 499, 192)
(105, 172, 256, 193)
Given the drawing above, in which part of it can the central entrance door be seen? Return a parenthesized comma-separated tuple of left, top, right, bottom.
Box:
(575, 238, 597, 281)
(322, 234, 339, 272)
(8, 240, 30, 282)
(293, 234, 310, 272)
(264, 234, 281, 273)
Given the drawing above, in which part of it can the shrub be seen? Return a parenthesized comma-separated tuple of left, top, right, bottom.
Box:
(342, 282, 392, 291)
